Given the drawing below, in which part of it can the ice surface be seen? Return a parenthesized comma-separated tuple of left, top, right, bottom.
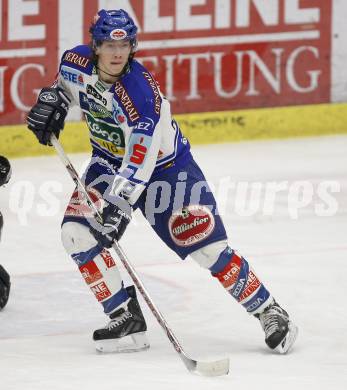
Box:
(0, 135, 346, 389)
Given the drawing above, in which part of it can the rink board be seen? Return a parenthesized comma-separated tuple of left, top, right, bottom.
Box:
(1, 102, 347, 158)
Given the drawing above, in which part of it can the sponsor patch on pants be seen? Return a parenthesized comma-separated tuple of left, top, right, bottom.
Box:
(168, 205, 215, 247)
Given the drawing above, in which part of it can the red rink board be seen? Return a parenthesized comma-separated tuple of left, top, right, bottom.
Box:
(1, 0, 332, 125)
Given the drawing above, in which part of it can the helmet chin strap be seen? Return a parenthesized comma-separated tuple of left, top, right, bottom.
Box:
(95, 64, 125, 79)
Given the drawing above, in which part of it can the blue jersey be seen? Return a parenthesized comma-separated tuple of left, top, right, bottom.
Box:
(56, 45, 191, 204)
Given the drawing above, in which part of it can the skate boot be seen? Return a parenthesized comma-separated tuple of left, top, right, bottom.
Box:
(255, 300, 298, 354)
(93, 285, 150, 353)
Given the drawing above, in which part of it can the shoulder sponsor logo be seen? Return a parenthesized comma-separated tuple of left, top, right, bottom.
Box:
(114, 81, 140, 122)
(63, 51, 90, 68)
(134, 117, 155, 132)
(86, 84, 107, 106)
(168, 205, 215, 247)
(61, 66, 84, 86)
(142, 72, 161, 115)
(110, 28, 127, 40)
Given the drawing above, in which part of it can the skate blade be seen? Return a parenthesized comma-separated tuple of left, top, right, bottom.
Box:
(275, 321, 298, 354)
(95, 332, 150, 353)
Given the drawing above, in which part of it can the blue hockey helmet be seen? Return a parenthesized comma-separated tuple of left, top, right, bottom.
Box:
(90, 9, 138, 49)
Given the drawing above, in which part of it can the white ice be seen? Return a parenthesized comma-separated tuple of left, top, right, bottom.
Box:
(0, 135, 346, 389)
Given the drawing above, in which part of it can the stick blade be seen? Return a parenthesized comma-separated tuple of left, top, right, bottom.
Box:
(181, 354, 230, 377)
(195, 358, 230, 377)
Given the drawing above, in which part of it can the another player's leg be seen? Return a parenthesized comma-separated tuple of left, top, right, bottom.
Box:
(0, 264, 11, 310)
(0, 212, 11, 310)
(190, 241, 298, 353)
(61, 216, 149, 353)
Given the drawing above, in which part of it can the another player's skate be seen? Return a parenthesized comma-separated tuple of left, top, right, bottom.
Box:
(256, 300, 298, 354)
(93, 285, 150, 353)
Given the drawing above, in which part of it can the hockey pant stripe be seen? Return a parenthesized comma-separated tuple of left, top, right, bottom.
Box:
(211, 247, 271, 314)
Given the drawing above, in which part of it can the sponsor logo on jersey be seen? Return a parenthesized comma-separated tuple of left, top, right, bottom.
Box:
(93, 138, 125, 157)
(61, 66, 84, 86)
(238, 270, 261, 302)
(125, 134, 152, 167)
(65, 187, 104, 218)
(90, 281, 112, 302)
(112, 99, 127, 125)
(110, 28, 127, 40)
(79, 92, 89, 110)
(168, 205, 215, 247)
(114, 81, 140, 122)
(63, 51, 90, 68)
(80, 92, 111, 118)
(100, 250, 116, 268)
(95, 80, 107, 93)
(79, 261, 102, 285)
(134, 117, 155, 132)
(88, 101, 112, 119)
(86, 84, 107, 106)
(39, 91, 58, 103)
(85, 113, 125, 147)
(142, 72, 161, 115)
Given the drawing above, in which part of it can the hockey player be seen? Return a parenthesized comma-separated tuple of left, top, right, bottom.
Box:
(0, 156, 12, 310)
(27, 9, 298, 354)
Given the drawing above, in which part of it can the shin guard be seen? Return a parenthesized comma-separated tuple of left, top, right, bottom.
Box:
(210, 247, 272, 314)
(61, 221, 128, 314)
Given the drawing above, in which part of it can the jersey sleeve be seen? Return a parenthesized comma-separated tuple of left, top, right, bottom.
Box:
(111, 73, 163, 205)
(52, 51, 77, 107)
(53, 46, 93, 108)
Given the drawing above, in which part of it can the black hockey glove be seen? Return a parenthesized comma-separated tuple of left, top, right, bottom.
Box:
(90, 200, 132, 248)
(0, 264, 11, 310)
(27, 87, 70, 145)
(0, 156, 11, 187)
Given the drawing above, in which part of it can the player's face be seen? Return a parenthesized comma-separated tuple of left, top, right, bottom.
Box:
(96, 40, 132, 81)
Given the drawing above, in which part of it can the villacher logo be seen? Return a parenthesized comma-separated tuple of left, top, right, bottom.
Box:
(169, 205, 215, 247)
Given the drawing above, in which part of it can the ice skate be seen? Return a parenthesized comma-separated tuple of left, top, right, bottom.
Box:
(256, 301, 298, 354)
(93, 285, 150, 353)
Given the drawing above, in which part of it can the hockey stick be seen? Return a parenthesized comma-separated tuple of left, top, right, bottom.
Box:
(50, 134, 229, 377)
